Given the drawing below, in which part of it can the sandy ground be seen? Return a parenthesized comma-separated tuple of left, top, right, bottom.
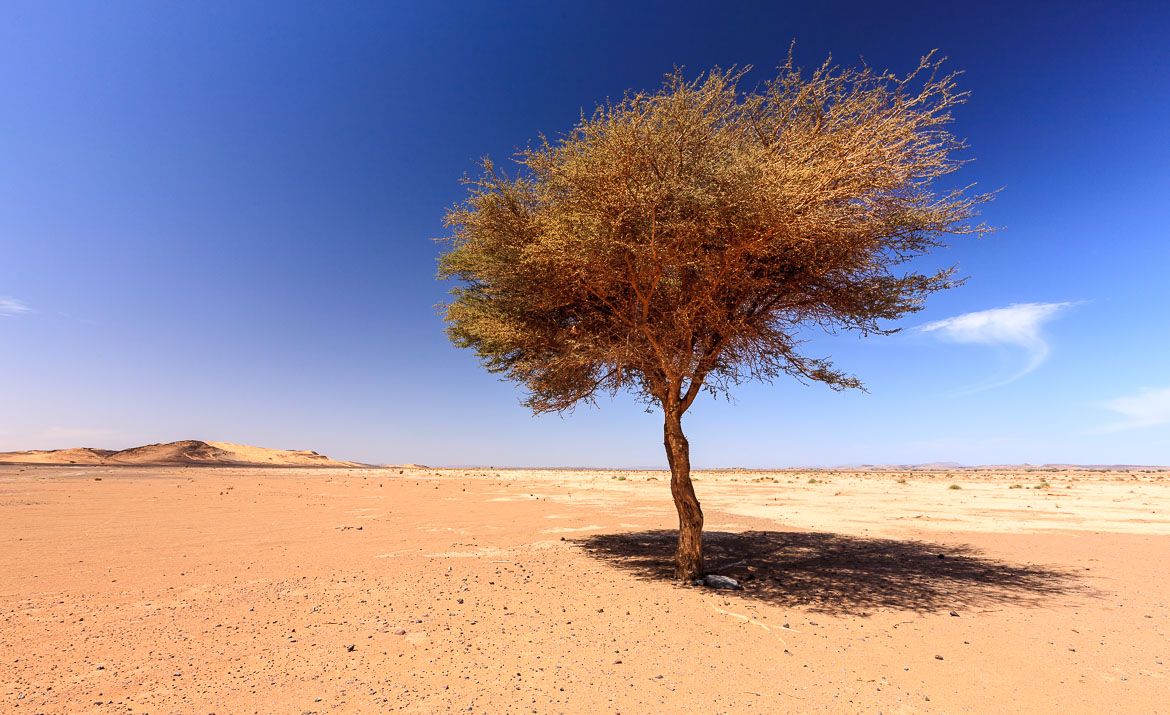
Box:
(1, 465, 1167, 714)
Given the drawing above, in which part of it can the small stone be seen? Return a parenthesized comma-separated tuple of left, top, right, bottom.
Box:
(949, 611, 959, 617)
(934, 654, 944, 660)
(703, 574, 741, 590)
(457, 598, 464, 604)
(346, 644, 355, 652)
(394, 629, 406, 635)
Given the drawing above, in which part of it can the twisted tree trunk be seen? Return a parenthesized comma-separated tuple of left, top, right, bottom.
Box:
(664, 407, 703, 580)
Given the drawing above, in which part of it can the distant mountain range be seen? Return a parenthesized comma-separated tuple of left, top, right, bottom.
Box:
(0, 440, 363, 467)
(2, 444, 1163, 471)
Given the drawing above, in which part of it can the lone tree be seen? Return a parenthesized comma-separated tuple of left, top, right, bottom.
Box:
(438, 52, 993, 580)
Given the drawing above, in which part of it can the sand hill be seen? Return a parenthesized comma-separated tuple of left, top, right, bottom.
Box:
(0, 440, 361, 467)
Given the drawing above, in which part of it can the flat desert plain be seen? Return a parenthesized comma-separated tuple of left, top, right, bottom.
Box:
(2, 465, 1168, 714)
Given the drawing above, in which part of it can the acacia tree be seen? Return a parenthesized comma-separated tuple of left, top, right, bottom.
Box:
(438, 52, 993, 580)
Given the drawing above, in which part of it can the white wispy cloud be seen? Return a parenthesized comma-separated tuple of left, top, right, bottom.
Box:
(0, 296, 30, 316)
(1102, 387, 1170, 431)
(919, 302, 1074, 388)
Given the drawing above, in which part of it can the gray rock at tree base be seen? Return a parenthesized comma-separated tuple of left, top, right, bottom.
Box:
(703, 574, 742, 590)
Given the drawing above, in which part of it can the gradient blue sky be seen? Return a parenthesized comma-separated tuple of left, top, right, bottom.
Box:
(2, 1, 1168, 466)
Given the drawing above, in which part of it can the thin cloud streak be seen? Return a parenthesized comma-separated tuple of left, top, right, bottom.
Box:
(1101, 387, 1170, 431)
(920, 302, 1074, 390)
(0, 296, 31, 316)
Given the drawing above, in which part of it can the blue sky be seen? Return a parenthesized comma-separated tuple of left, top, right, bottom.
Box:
(2, 1, 1168, 466)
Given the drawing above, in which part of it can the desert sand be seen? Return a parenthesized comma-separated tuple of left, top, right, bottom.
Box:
(2, 464, 1167, 713)
(0, 441, 361, 468)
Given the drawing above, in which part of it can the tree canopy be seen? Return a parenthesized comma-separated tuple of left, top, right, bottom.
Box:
(438, 52, 993, 578)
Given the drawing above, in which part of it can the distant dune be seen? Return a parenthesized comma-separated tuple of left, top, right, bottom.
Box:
(0, 440, 362, 467)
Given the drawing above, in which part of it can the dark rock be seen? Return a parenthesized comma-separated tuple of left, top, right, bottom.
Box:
(703, 574, 742, 590)
(935, 654, 944, 660)
(950, 610, 959, 617)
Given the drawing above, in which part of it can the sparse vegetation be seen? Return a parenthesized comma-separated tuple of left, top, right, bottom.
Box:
(948, 484, 962, 490)
(808, 478, 820, 484)
(1010, 484, 1023, 489)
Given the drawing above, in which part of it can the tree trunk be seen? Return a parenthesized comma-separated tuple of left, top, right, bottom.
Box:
(664, 408, 703, 580)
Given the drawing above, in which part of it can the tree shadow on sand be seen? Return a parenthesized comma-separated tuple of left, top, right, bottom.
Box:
(574, 529, 1087, 615)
